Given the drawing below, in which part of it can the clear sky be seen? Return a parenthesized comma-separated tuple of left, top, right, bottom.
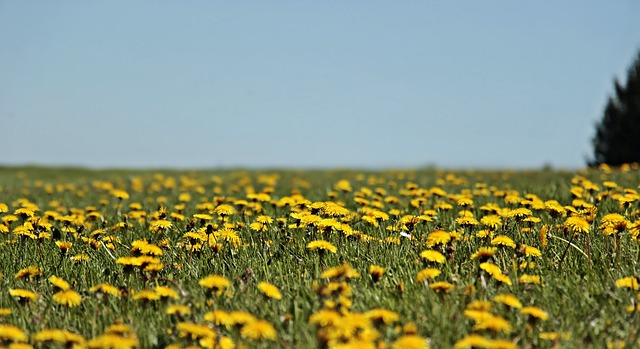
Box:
(1, 1, 639, 169)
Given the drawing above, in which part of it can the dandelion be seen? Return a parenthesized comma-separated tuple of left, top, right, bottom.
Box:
(199, 274, 231, 295)
(130, 240, 163, 256)
(369, 265, 386, 283)
(600, 213, 628, 235)
(420, 250, 446, 264)
(520, 306, 549, 321)
(479, 262, 502, 277)
(15, 265, 42, 280)
(454, 334, 493, 349)
(429, 281, 455, 293)
(257, 281, 282, 300)
(491, 235, 516, 248)
(321, 264, 360, 280)
(166, 305, 192, 317)
(0, 324, 28, 343)
(519, 274, 542, 285)
(306, 240, 337, 253)
(9, 289, 38, 303)
(150, 219, 172, 230)
(204, 309, 232, 327)
(493, 294, 522, 309)
(564, 216, 590, 234)
(309, 309, 342, 327)
(240, 320, 277, 341)
(391, 335, 430, 349)
(615, 276, 639, 290)
(214, 204, 236, 216)
(415, 268, 441, 283)
(90, 283, 121, 297)
(155, 286, 179, 300)
(110, 189, 130, 200)
(87, 333, 139, 348)
(228, 311, 258, 327)
(48, 275, 71, 291)
(519, 244, 542, 257)
(365, 308, 400, 325)
(425, 230, 451, 248)
(470, 247, 497, 261)
(473, 314, 512, 333)
(481, 215, 502, 230)
(34, 329, 85, 346)
(52, 290, 82, 307)
(492, 273, 512, 285)
(56, 241, 73, 254)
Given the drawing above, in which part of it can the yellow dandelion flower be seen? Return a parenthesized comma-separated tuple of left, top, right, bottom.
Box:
(481, 215, 502, 230)
(369, 265, 386, 282)
(307, 240, 337, 253)
(473, 314, 512, 333)
(391, 335, 430, 349)
(204, 309, 233, 327)
(52, 290, 82, 307)
(0, 324, 28, 342)
(600, 213, 628, 234)
(493, 294, 522, 309)
(155, 286, 179, 300)
(132, 289, 160, 302)
(334, 179, 353, 192)
(320, 264, 360, 280)
(479, 262, 502, 276)
(615, 276, 639, 290)
(240, 320, 277, 341)
(257, 281, 282, 300)
(415, 268, 441, 283)
(48, 275, 71, 291)
(0, 308, 12, 316)
(214, 204, 236, 216)
(130, 240, 163, 256)
(420, 250, 446, 264)
(520, 306, 549, 321)
(228, 311, 257, 326)
(34, 329, 85, 346)
(150, 219, 172, 230)
(491, 235, 516, 248)
(14, 207, 35, 218)
(365, 308, 400, 325)
(425, 230, 451, 248)
(309, 309, 341, 327)
(492, 273, 512, 285)
(454, 334, 493, 349)
(564, 216, 590, 234)
(470, 247, 497, 261)
(519, 274, 541, 285)
(199, 274, 231, 295)
(429, 281, 455, 293)
(166, 305, 191, 317)
(110, 189, 130, 200)
(90, 283, 121, 297)
(15, 265, 42, 280)
(87, 333, 139, 348)
(9, 289, 38, 302)
(176, 322, 215, 340)
(519, 244, 542, 257)
(72, 253, 90, 262)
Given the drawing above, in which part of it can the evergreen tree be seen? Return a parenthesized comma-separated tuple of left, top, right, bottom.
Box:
(590, 50, 640, 166)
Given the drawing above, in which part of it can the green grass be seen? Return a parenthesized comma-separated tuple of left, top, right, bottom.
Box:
(0, 165, 639, 348)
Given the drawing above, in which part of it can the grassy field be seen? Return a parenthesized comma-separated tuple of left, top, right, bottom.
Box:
(0, 165, 639, 349)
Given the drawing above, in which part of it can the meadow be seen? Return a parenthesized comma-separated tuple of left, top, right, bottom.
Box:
(0, 165, 639, 349)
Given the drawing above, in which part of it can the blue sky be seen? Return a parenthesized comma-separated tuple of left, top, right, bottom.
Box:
(1, 1, 639, 169)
